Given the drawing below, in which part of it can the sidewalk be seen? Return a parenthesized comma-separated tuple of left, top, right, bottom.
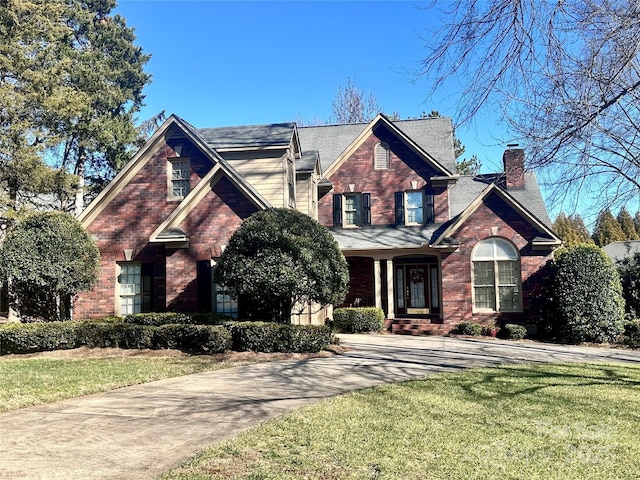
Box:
(1, 335, 639, 479)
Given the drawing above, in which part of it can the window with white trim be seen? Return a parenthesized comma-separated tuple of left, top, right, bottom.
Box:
(118, 263, 142, 315)
(374, 142, 390, 169)
(333, 193, 371, 227)
(472, 238, 521, 312)
(395, 190, 435, 225)
(168, 158, 190, 199)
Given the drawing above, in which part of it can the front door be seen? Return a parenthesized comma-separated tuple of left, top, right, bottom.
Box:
(395, 259, 440, 316)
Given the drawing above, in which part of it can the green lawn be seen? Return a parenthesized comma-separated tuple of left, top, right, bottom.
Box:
(160, 363, 640, 480)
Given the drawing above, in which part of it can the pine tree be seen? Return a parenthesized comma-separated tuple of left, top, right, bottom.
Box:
(592, 209, 626, 246)
(553, 213, 593, 246)
(0, 0, 151, 216)
(617, 207, 640, 240)
(635, 211, 640, 238)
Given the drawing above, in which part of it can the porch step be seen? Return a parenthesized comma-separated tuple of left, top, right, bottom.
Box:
(387, 318, 452, 336)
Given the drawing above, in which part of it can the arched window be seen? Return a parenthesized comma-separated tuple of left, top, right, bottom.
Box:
(471, 238, 521, 312)
(374, 142, 390, 169)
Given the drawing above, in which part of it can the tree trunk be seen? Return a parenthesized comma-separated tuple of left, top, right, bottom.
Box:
(74, 149, 86, 217)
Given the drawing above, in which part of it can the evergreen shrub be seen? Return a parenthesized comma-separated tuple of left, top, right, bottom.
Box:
(332, 307, 384, 333)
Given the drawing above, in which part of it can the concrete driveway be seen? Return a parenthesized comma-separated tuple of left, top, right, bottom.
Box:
(1, 334, 640, 479)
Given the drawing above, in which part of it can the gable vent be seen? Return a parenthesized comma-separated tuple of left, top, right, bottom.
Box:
(374, 142, 390, 169)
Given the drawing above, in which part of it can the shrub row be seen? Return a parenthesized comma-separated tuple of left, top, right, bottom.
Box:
(123, 312, 231, 326)
(455, 322, 527, 340)
(0, 319, 332, 355)
(332, 307, 384, 333)
(0, 321, 231, 355)
(227, 322, 332, 353)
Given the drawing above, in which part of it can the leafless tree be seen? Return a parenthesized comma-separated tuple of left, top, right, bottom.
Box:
(418, 0, 640, 213)
(331, 77, 380, 124)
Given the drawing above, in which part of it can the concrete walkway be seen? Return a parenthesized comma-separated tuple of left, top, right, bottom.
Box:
(1, 335, 640, 479)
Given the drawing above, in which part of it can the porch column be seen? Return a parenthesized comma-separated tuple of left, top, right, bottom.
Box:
(374, 260, 382, 310)
(386, 259, 395, 319)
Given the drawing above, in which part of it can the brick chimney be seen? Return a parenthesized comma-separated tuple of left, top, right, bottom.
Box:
(503, 144, 525, 189)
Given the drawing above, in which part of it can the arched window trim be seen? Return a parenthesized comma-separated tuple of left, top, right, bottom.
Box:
(471, 237, 522, 313)
(374, 142, 390, 169)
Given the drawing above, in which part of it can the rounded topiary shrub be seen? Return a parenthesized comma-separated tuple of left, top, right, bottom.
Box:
(333, 307, 384, 333)
(455, 322, 483, 336)
(500, 323, 527, 340)
(545, 244, 625, 344)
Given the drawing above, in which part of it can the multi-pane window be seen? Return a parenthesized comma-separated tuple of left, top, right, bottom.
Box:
(169, 159, 190, 198)
(287, 159, 295, 207)
(472, 238, 521, 312)
(406, 191, 424, 224)
(215, 283, 238, 318)
(344, 194, 361, 226)
(395, 190, 435, 225)
(333, 193, 371, 228)
(118, 263, 141, 315)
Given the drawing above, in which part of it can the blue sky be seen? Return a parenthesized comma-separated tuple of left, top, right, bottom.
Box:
(113, 1, 545, 212)
(115, 1, 509, 160)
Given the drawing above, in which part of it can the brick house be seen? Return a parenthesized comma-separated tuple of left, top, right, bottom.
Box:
(75, 113, 561, 333)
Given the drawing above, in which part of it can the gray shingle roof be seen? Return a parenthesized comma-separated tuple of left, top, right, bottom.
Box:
(197, 123, 297, 150)
(297, 150, 319, 174)
(329, 224, 443, 251)
(450, 173, 553, 228)
(298, 117, 456, 173)
(603, 240, 640, 262)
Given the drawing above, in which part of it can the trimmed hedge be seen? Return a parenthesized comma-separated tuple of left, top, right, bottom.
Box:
(500, 323, 527, 340)
(227, 322, 332, 353)
(455, 322, 483, 336)
(154, 324, 231, 354)
(333, 307, 384, 333)
(123, 312, 231, 327)
(0, 319, 328, 355)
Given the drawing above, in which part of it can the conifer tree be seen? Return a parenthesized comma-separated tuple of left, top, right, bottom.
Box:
(553, 213, 593, 246)
(592, 209, 626, 247)
(0, 0, 150, 216)
(617, 207, 640, 241)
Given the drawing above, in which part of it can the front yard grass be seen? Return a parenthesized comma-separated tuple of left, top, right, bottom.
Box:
(160, 362, 640, 480)
(0, 348, 329, 412)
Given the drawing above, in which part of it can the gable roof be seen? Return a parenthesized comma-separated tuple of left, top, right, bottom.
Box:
(197, 123, 300, 155)
(78, 114, 271, 228)
(432, 182, 561, 248)
(298, 115, 457, 174)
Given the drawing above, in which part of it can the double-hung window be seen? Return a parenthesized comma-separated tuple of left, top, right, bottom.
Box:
(169, 159, 190, 199)
(395, 190, 434, 225)
(472, 238, 521, 312)
(333, 193, 371, 228)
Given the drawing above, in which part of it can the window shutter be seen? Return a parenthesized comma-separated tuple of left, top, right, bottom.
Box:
(333, 194, 342, 227)
(425, 193, 435, 223)
(395, 191, 405, 225)
(197, 260, 212, 312)
(362, 193, 371, 226)
(141, 263, 154, 313)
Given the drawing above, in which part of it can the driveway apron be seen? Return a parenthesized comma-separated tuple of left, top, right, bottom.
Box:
(1, 334, 639, 479)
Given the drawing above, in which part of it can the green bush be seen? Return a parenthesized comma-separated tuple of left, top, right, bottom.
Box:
(333, 307, 384, 333)
(76, 322, 156, 349)
(455, 322, 483, 336)
(501, 324, 527, 340)
(0, 322, 79, 354)
(623, 320, 640, 349)
(618, 252, 640, 318)
(227, 322, 332, 353)
(544, 244, 625, 344)
(123, 312, 192, 326)
(154, 324, 231, 354)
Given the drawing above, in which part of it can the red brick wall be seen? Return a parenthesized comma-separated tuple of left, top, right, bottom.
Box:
(318, 125, 449, 227)
(74, 137, 257, 318)
(440, 192, 553, 325)
(341, 257, 375, 307)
